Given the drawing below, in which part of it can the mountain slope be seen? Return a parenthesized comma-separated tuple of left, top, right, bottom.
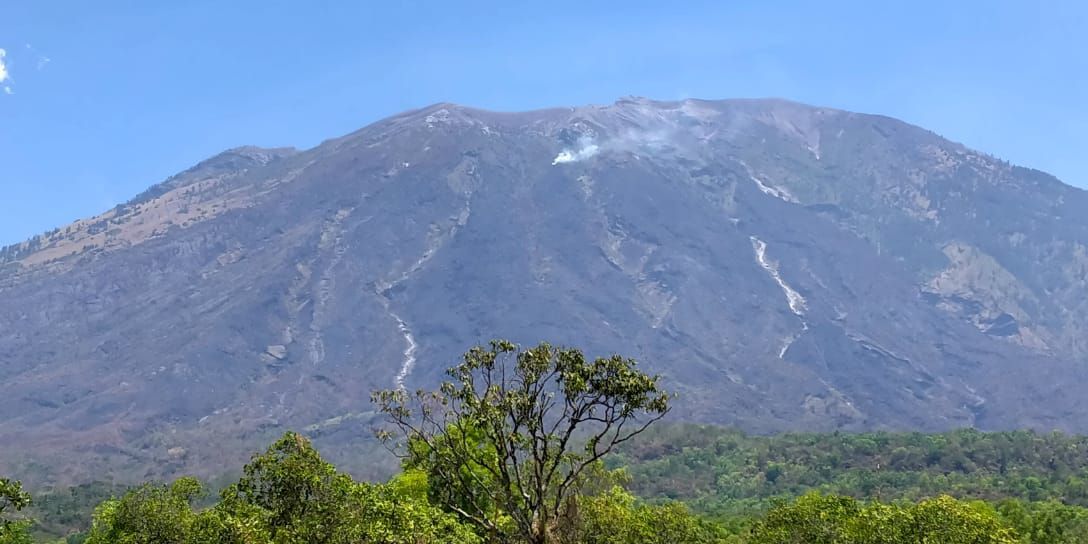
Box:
(2, 97, 1087, 484)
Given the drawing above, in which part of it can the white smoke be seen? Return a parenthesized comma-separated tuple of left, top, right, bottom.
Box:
(552, 125, 693, 166)
(612, 127, 675, 153)
(552, 136, 600, 165)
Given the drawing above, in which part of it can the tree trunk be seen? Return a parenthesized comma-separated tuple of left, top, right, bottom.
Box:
(529, 511, 552, 544)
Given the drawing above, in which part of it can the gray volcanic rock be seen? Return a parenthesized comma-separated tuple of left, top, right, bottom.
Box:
(3, 97, 1088, 484)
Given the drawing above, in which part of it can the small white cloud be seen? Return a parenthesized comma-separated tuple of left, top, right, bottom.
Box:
(3, 86, 12, 95)
(552, 136, 600, 165)
(37, 56, 50, 70)
(0, 48, 9, 83)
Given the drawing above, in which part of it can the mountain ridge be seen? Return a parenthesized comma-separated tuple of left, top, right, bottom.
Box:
(5, 96, 1066, 266)
(3, 97, 1087, 485)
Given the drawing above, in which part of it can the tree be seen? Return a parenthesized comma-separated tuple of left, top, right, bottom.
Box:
(0, 521, 30, 544)
(748, 492, 860, 544)
(749, 492, 1019, 544)
(898, 495, 1017, 544)
(219, 431, 479, 544)
(0, 478, 32, 544)
(84, 477, 204, 544)
(996, 499, 1088, 544)
(575, 486, 729, 544)
(374, 340, 671, 544)
(83, 433, 479, 544)
(224, 431, 351, 540)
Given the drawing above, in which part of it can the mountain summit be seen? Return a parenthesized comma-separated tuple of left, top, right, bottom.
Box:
(3, 97, 1088, 484)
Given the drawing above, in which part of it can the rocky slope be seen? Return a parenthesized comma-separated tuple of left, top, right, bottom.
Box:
(3, 97, 1087, 484)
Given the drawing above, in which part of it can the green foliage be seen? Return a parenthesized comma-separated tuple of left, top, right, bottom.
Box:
(574, 486, 731, 544)
(216, 431, 479, 544)
(996, 499, 1088, 544)
(19, 426, 1088, 543)
(0, 523, 32, 544)
(402, 421, 510, 533)
(77, 433, 479, 544)
(615, 425, 1088, 520)
(747, 493, 860, 544)
(0, 479, 32, 522)
(56, 422, 1088, 544)
(614, 425, 1088, 542)
(224, 431, 351, 537)
(749, 492, 1018, 544)
(0, 478, 33, 544)
(375, 340, 671, 543)
(83, 478, 208, 544)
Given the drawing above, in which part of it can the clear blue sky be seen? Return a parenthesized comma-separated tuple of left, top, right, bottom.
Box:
(2, 1, 1085, 246)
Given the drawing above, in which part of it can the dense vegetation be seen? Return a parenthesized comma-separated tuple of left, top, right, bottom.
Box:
(615, 425, 1088, 516)
(15, 431, 1088, 543)
(6, 342, 1088, 543)
(611, 425, 1088, 542)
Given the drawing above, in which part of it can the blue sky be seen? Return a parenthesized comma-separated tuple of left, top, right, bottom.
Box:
(1, 1, 1085, 246)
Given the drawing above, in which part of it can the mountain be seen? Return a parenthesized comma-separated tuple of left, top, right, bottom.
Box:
(3, 97, 1088, 485)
